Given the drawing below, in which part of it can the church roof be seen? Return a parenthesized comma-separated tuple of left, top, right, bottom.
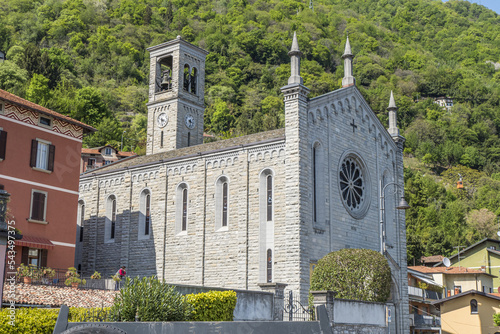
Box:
(83, 128, 285, 176)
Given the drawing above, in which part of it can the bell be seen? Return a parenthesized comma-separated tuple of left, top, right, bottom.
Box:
(160, 69, 171, 90)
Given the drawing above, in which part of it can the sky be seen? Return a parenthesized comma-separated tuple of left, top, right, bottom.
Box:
(444, 0, 500, 14)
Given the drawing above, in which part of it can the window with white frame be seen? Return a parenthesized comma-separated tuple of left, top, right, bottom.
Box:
(38, 116, 52, 128)
(30, 190, 47, 222)
(215, 176, 229, 230)
(30, 139, 55, 171)
(104, 147, 112, 155)
(139, 189, 151, 239)
(176, 183, 188, 234)
(105, 195, 117, 242)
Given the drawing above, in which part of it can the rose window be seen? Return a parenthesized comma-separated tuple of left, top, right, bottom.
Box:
(338, 152, 370, 219)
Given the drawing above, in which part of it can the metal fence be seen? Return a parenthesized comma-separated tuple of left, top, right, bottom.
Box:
(283, 291, 314, 321)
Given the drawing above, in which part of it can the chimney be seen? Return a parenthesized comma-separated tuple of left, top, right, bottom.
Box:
(481, 266, 486, 272)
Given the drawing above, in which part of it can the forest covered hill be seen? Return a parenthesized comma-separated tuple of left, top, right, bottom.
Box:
(2, 0, 500, 264)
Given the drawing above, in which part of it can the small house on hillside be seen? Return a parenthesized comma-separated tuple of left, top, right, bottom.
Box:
(80, 145, 136, 173)
(434, 97, 453, 111)
(434, 238, 500, 291)
(420, 255, 444, 267)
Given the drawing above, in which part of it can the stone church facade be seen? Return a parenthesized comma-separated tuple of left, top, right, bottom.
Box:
(77, 35, 409, 332)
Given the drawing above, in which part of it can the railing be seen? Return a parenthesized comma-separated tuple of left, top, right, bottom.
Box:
(410, 314, 441, 327)
(14, 266, 119, 290)
(408, 286, 442, 300)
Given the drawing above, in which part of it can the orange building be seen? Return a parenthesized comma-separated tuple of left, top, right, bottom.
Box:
(0, 89, 94, 270)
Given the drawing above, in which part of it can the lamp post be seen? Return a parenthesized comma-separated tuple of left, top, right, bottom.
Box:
(379, 181, 410, 254)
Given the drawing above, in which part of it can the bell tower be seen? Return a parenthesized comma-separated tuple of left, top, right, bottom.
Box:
(146, 36, 209, 155)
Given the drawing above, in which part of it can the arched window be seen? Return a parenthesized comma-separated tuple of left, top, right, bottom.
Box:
(267, 249, 272, 282)
(267, 175, 273, 221)
(191, 67, 197, 94)
(139, 189, 151, 239)
(183, 64, 190, 91)
(312, 142, 324, 223)
(215, 176, 229, 230)
(105, 195, 117, 242)
(470, 299, 478, 314)
(259, 169, 275, 283)
(156, 56, 173, 93)
(78, 201, 85, 243)
(176, 183, 188, 234)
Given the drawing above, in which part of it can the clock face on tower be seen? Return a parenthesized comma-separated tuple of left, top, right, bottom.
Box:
(185, 114, 196, 129)
(157, 112, 168, 128)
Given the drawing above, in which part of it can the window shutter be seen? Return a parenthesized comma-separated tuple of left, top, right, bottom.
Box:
(31, 192, 46, 221)
(40, 249, 48, 268)
(21, 247, 29, 265)
(30, 140, 38, 167)
(48, 144, 55, 171)
(0, 130, 6, 160)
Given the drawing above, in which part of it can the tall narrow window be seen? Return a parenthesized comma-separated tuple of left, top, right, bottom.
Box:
(160, 131, 164, 147)
(187, 132, 191, 147)
(267, 249, 272, 282)
(182, 188, 188, 231)
(312, 145, 317, 222)
(30, 190, 47, 222)
(183, 64, 190, 91)
(145, 193, 150, 235)
(470, 299, 478, 314)
(267, 175, 273, 221)
(111, 198, 116, 239)
(191, 68, 197, 94)
(0, 130, 7, 160)
(79, 203, 85, 242)
(222, 182, 228, 227)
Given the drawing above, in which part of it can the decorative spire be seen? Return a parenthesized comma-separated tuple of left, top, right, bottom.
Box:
(387, 91, 399, 136)
(342, 35, 355, 88)
(288, 32, 303, 85)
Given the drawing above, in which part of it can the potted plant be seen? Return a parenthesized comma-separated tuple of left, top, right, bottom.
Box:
(41, 267, 56, 284)
(17, 264, 41, 284)
(90, 271, 101, 280)
(65, 267, 86, 289)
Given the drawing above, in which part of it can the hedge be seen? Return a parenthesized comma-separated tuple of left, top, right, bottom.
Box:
(0, 307, 111, 334)
(310, 248, 392, 302)
(185, 290, 237, 321)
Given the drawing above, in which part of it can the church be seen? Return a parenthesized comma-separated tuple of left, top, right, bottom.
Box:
(77, 34, 409, 331)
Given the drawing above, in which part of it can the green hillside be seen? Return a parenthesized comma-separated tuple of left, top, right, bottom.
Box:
(2, 0, 500, 264)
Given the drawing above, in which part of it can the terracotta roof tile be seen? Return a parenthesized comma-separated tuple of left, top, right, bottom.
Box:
(420, 255, 444, 263)
(117, 151, 137, 157)
(0, 89, 95, 132)
(82, 148, 101, 154)
(409, 265, 491, 275)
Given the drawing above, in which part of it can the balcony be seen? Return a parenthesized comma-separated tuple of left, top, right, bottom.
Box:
(410, 314, 441, 328)
(408, 286, 442, 300)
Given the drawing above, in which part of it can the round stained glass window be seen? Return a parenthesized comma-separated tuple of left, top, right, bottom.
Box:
(338, 152, 370, 219)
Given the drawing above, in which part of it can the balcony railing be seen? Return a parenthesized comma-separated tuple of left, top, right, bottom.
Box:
(408, 286, 442, 300)
(410, 314, 441, 327)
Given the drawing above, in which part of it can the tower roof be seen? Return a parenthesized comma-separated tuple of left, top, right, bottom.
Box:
(342, 35, 352, 58)
(388, 91, 397, 109)
(289, 31, 301, 54)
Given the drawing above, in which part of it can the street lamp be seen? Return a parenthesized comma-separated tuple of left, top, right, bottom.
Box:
(379, 181, 410, 254)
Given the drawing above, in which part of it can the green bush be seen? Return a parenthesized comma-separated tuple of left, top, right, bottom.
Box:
(310, 248, 392, 302)
(0, 307, 111, 334)
(112, 276, 191, 321)
(185, 290, 237, 321)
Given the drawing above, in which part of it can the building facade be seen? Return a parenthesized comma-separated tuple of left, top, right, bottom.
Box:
(0, 89, 94, 270)
(80, 145, 136, 174)
(78, 35, 409, 332)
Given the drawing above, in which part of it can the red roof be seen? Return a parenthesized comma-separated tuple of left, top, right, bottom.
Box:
(420, 255, 444, 263)
(409, 265, 492, 275)
(117, 151, 136, 157)
(81, 148, 101, 154)
(0, 89, 95, 132)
